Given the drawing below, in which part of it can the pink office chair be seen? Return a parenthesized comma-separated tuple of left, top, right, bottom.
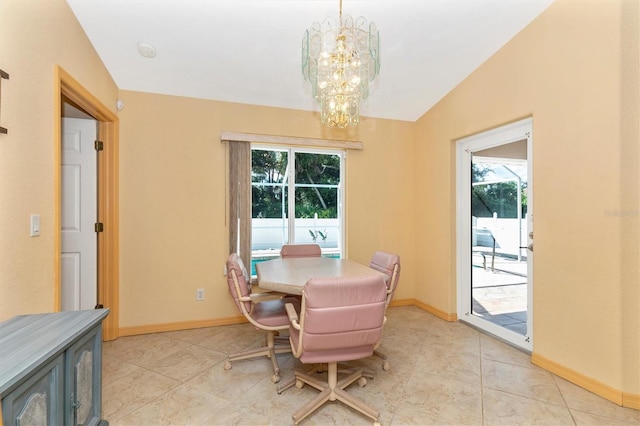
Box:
(224, 253, 300, 383)
(280, 243, 321, 258)
(369, 251, 401, 371)
(285, 275, 387, 425)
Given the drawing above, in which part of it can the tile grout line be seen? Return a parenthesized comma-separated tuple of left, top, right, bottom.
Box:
(551, 374, 578, 425)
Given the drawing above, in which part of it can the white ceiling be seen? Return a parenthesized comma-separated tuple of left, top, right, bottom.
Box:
(65, 0, 555, 122)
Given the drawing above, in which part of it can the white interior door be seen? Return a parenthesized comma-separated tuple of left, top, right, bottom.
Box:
(61, 117, 97, 311)
(456, 118, 533, 351)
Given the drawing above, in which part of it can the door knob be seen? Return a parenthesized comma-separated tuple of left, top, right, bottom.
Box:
(527, 243, 534, 251)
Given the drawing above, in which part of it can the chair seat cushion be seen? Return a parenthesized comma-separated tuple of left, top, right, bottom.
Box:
(252, 296, 300, 328)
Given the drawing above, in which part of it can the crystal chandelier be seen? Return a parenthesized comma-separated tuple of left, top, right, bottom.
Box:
(302, 0, 380, 128)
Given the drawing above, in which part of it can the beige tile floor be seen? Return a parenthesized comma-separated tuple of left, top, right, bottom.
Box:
(102, 306, 639, 425)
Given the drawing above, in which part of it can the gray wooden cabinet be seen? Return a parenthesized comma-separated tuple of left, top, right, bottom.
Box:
(0, 309, 109, 426)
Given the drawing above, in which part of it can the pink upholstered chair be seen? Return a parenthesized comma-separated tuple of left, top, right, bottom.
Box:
(285, 275, 387, 425)
(224, 253, 300, 383)
(280, 243, 321, 258)
(369, 251, 401, 371)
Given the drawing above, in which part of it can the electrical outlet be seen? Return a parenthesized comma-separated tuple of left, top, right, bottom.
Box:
(196, 288, 205, 301)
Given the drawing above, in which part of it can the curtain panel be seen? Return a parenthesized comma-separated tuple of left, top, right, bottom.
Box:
(227, 141, 252, 269)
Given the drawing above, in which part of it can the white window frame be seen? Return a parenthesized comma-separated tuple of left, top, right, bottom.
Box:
(251, 145, 345, 260)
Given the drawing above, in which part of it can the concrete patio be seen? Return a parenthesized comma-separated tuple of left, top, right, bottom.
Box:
(472, 252, 528, 335)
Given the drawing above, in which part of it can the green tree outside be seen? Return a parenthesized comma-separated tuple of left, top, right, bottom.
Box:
(251, 149, 340, 219)
(472, 164, 528, 218)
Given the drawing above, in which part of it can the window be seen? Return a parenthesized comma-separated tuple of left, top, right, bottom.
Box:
(250, 146, 344, 273)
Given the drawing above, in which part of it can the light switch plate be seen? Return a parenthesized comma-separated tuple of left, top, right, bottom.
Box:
(30, 214, 40, 237)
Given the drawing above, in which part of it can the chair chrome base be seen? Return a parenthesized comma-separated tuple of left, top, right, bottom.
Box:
(292, 361, 380, 425)
(224, 332, 291, 383)
(277, 361, 375, 394)
(373, 348, 391, 371)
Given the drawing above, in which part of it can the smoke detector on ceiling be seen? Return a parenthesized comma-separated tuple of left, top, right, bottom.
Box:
(137, 43, 157, 58)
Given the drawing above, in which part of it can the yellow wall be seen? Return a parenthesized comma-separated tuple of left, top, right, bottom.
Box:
(1, 0, 637, 405)
(0, 0, 118, 320)
(620, 0, 640, 403)
(117, 91, 416, 328)
(415, 0, 639, 397)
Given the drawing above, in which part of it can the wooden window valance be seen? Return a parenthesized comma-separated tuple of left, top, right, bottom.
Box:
(220, 131, 363, 150)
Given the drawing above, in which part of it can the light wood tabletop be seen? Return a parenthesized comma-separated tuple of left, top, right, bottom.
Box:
(256, 257, 387, 295)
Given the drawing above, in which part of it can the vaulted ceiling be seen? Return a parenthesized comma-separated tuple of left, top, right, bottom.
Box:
(66, 0, 555, 122)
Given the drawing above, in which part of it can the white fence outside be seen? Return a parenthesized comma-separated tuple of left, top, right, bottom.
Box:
(473, 216, 528, 259)
(252, 218, 340, 251)
(254, 217, 527, 258)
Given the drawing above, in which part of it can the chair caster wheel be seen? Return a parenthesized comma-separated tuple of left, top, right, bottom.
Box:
(382, 361, 390, 371)
(224, 361, 232, 370)
(357, 377, 367, 387)
(272, 374, 280, 383)
(295, 379, 304, 389)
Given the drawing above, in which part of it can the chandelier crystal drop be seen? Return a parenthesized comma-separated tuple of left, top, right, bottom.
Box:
(302, 0, 380, 128)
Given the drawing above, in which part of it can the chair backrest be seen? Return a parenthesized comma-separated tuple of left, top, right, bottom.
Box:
(369, 251, 401, 306)
(294, 275, 387, 364)
(226, 253, 252, 314)
(280, 244, 322, 259)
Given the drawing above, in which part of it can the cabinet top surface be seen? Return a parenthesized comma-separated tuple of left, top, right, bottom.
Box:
(0, 309, 109, 395)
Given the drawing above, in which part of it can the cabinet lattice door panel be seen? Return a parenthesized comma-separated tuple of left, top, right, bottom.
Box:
(0, 309, 109, 426)
(2, 356, 64, 425)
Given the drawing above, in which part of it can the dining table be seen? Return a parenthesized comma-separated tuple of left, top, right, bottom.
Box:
(256, 256, 387, 295)
(255, 256, 388, 394)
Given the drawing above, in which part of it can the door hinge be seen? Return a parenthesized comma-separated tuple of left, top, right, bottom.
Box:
(94, 140, 104, 151)
(95, 222, 104, 233)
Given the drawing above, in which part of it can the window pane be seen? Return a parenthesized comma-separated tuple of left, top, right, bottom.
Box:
(252, 149, 288, 219)
(293, 153, 340, 249)
(293, 187, 339, 248)
(252, 185, 288, 219)
(294, 152, 340, 185)
(251, 149, 289, 274)
(294, 187, 338, 218)
(252, 150, 287, 184)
